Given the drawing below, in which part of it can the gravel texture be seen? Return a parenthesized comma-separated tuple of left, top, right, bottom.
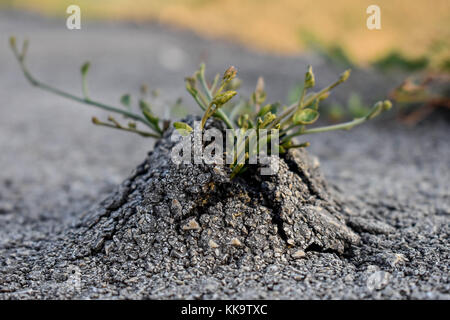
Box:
(0, 10, 449, 299)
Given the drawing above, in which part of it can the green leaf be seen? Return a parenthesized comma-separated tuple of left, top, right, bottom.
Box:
(81, 62, 90, 76)
(139, 99, 152, 114)
(140, 99, 162, 133)
(120, 94, 131, 108)
(173, 122, 193, 136)
(260, 112, 276, 128)
(293, 108, 319, 125)
(257, 104, 272, 117)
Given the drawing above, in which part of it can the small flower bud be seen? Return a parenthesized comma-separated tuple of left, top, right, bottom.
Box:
(81, 62, 90, 76)
(339, 69, 351, 82)
(223, 66, 237, 81)
(212, 90, 237, 106)
(255, 76, 265, 93)
(260, 112, 276, 128)
(91, 117, 101, 124)
(382, 100, 392, 111)
(173, 122, 193, 136)
(318, 92, 330, 101)
(9, 36, 16, 50)
(257, 118, 263, 126)
(185, 77, 196, 91)
(304, 65, 315, 89)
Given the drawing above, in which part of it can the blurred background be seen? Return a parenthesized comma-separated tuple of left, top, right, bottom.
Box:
(2, 0, 450, 67)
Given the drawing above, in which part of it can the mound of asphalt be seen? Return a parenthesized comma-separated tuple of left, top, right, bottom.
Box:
(69, 117, 359, 262)
(0, 117, 360, 298)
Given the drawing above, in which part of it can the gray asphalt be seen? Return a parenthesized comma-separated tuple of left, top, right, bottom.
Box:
(0, 10, 448, 299)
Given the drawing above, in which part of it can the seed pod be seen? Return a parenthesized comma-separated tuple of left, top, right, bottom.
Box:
(304, 65, 315, 89)
(212, 90, 237, 106)
(293, 108, 320, 125)
(223, 66, 237, 81)
(91, 117, 101, 124)
(382, 100, 393, 111)
(339, 69, 351, 82)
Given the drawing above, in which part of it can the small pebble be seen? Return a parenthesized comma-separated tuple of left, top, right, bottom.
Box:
(291, 250, 306, 259)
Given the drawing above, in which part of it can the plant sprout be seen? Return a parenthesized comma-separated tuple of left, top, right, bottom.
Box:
(10, 37, 392, 178)
(177, 65, 392, 177)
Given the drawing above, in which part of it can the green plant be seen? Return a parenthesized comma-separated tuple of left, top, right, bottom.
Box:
(178, 65, 392, 177)
(300, 31, 354, 68)
(372, 50, 429, 73)
(389, 73, 450, 125)
(10, 37, 166, 139)
(11, 37, 392, 179)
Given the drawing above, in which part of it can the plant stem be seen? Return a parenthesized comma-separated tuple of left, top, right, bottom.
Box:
(198, 64, 213, 101)
(210, 73, 220, 94)
(302, 117, 366, 133)
(285, 116, 368, 139)
(13, 52, 154, 129)
(92, 119, 161, 138)
(81, 73, 89, 100)
(271, 74, 349, 129)
(297, 85, 306, 108)
(197, 66, 234, 129)
(187, 89, 208, 111)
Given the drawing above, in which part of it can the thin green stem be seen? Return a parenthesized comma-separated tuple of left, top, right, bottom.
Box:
(270, 73, 349, 129)
(285, 116, 367, 140)
(187, 89, 208, 111)
(197, 67, 234, 129)
(13, 51, 154, 129)
(81, 73, 89, 100)
(210, 73, 220, 95)
(229, 100, 246, 123)
(216, 112, 235, 130)
(92, 119, 160, 138)
(302, 117, 366, 134)
(198, 64, 213, 101)
(297, 86, 306, 108)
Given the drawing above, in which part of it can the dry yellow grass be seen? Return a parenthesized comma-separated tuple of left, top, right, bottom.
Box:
(4, 0, 450, 64)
